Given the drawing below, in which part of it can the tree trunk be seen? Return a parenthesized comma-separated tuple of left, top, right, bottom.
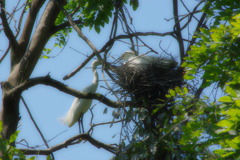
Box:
(1, 82, 21, 141)
(0, 1, 66, 156)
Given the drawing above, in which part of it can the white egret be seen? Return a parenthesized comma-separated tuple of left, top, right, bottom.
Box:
(61, 60, 101, 132)
(121, 51, 177, 69)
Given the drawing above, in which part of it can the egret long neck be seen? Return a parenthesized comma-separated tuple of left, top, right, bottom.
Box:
(92, 68, 99, 92)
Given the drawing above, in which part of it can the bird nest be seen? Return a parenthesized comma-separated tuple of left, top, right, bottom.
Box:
(110, 60, 184, 108)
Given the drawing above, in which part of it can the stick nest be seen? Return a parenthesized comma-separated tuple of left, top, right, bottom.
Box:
(110, 60, 184, 107)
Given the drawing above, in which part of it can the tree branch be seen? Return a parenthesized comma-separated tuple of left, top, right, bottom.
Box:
(173, 0, 185, 64)
(63, 31, 174, 80)
(20, 133, 117, 155)
(63, 53, 95, 80)
(0, 42, 10, 63)
(0, 0, 19, 52)
(20, 96, 55, 159)
(58, 3, 102, 61)
(186, 2, 210, 53)
(53, 19, 83, 34)
(8, 0, 66, 85)
(10, 75, 124, 108)
(186, 12, 207, 53)
(17, 0, 46, 58)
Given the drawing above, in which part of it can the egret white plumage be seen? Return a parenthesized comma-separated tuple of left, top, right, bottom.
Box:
(61, 60, 101, 132)
(121, 51, 177, 69)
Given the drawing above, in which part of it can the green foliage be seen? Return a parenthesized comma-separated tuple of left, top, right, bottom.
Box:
(56, 0, 139, 33)
(46, 0, 139, 56)
(182, 2, 240, 158)
(116, 87, 220, 159)
(213, 85, 240, 159)
(0, 121, 36, 160)
(183, 14, 240, 88)
(204, 0, 240, 26)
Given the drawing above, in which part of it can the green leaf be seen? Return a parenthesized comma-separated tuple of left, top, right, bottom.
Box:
(183, 87, 188, 95)
(217, 120, 234, 128)
(28, 156, 36, 160)
(9, 131, 19, 143)
(0, 121, 2, 134)
(218, 96, 232, 103)
(184, 74, 195, 80)
(225, 86, 237, 97)
(235, 100, 240, 106)
(225, 139, 239, 149)
(169, 89, 176, 96)
(46, 155, 52, 160)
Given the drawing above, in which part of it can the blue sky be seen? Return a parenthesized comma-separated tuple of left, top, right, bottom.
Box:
(0, 1, 201, 159)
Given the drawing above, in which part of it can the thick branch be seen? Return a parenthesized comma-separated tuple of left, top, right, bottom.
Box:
(17, 0, 46, 58)
(11, 75, 123, 108)
(20, 133, 117, 155)
(8, 0, 65, 85)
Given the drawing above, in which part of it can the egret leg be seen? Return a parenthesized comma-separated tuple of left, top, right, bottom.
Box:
(77, 116, 85, 133)
(77, 119, 81, 133)
(80, 117, 85, 133)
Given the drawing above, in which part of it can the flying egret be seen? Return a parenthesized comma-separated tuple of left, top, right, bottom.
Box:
(121, 51, 177, 69)
(61, 60, 101, 132)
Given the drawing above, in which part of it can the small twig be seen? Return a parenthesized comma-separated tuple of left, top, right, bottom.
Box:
(63, 53, 95, 80)
(63, 31, 174, 80)
(0, 43, 10, 63)
(88, 119, 125, 134)
(20, 96, 55, 160)
(58, 3, 102, 61)
(0, 0, 19, 52)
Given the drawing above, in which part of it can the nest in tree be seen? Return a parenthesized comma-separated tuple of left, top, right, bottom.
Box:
(110, 58, 184, 107)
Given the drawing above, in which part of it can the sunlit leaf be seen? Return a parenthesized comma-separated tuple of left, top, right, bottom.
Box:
(184, 74, 195, 80)
(218, 96, 232, 103)
(217, 120, 234, 128)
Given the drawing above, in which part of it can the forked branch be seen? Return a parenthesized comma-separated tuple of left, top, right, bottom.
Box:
(20, 133, 117, 155)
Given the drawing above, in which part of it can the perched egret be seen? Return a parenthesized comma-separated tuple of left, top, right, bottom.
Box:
(121, 51, 177, 69)
(61, 60, 101, 132)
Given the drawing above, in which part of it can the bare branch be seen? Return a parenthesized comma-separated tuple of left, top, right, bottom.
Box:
(53, 19, 83, 34)
(10, 75, 124, 108)
(58, 3, 102, 61)
(20, 96, 55, 159)
(63, 31, 174, 80)
(173, 0, 185, 64)
(186, 2, 210, 54)
(88, 119, 124, 133)
(8, 0, 65, 84)
(63, 53, 95, 80)
(0, 42, 10, 63)
(186, 12, 207, 53)
(0, 0, 19, 52)
(17, 0, 46, 57)
(20, 133, 117, 155)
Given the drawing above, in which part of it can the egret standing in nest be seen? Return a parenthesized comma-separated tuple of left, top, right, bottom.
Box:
(61, 60, 101, 132)
(121, 51, 177, 69)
